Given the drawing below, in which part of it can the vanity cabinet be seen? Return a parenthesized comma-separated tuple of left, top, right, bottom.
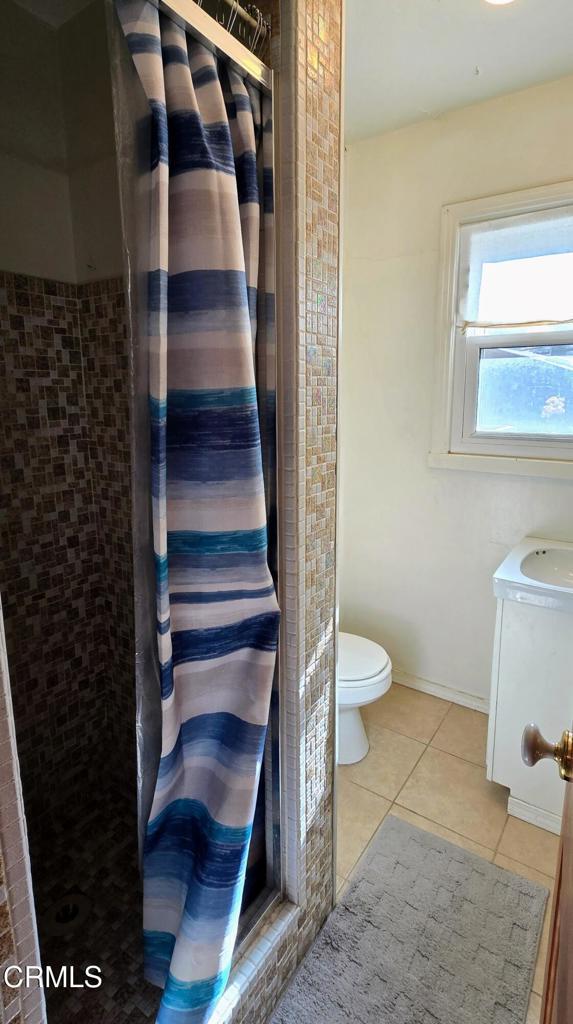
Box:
(486, 537, 573, 835)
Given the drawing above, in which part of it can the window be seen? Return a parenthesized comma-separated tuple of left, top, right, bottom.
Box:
(432, 183, 573, 473)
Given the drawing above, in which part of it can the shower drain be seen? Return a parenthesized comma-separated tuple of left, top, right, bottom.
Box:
(42, 891, 92, 938)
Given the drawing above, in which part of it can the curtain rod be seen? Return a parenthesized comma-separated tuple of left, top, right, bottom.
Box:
(155, 0, 272, 90)
(459, 318, 573, 334)
(214, 0, 271, 39)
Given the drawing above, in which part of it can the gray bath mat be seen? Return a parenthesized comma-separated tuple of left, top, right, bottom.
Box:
(271, 815, 548, 1024)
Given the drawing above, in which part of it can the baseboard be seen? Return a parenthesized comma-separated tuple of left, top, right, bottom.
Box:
(392, 667, 490, 715)
(507, 795, 562, 836)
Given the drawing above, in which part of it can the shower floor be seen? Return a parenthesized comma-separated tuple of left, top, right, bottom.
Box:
(31, 784, 160, 1023)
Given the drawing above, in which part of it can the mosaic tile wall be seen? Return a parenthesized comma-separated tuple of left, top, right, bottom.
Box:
(1, 272, 101, 827)
(0, 271, 134, 829)
(0, 0, 342, 1015)
(0, 831, 23, 1024)
(216, 0, 343, 1017)
(296, 0, 340, 959)
(0, 610, 44, 1024)
(78, 277, 136, 794)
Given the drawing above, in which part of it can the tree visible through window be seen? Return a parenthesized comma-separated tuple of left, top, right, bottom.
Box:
(476, 345, 573, 436)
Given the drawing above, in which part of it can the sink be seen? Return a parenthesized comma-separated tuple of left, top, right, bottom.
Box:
(494, 536, 573, 613)
(521, 547, 573, 588)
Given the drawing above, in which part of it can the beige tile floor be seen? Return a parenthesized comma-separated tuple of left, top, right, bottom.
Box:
(336, 685, 559, 1024)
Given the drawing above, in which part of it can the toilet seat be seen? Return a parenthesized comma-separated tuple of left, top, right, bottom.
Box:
(337, 667, 392, 707)
(339, 631, 390, 682)
(337, 632, 392, 764)
(338, 632, 392, 707)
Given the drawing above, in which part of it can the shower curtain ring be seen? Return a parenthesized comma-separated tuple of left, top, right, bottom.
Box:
(227, 0, 240, 35)
(251, 9, 262, 53)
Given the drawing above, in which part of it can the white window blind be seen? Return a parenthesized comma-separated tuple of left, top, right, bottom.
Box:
(458, 206, 573, 330)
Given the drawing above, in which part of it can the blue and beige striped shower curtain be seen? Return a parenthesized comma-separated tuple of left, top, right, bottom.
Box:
(116, 3, 279, 1021)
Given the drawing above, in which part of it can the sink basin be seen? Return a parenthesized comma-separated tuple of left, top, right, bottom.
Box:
(493, 536, 573, 613)
(521, 547, 573, 588)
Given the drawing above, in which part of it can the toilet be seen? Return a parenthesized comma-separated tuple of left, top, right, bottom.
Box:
(337, 631, 392, 765)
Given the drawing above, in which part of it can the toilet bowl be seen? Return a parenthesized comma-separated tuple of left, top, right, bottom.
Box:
(337, 631, 392, 765)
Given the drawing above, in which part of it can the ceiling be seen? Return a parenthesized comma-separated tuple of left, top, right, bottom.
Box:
(10, 0, 94, 28)
(345, 0, 573, 143)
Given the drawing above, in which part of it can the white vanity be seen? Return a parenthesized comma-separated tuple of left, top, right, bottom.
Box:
(486, 536, 573, 835)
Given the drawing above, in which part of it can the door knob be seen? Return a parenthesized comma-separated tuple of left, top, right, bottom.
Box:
(522, 723, 573, 782)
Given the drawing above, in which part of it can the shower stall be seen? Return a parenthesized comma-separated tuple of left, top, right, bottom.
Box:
(0, 1, 280, 1020)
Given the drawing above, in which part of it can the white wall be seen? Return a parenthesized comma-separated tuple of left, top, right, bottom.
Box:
(0, 153, 77, 281)
(0, 1, 76, 280)
(59, 0, 123, 282)
(0, 0, 122, 283)
(1, 0, 68, 171)
(340, 75, 573, 706)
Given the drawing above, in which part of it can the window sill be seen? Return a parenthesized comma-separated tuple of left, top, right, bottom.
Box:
(428, 450, 573, 480)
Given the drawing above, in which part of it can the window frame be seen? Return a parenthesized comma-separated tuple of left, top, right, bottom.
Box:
(431, 181, 573, 476)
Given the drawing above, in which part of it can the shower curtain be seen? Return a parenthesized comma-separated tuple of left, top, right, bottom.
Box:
(115, 3, 280, 1021)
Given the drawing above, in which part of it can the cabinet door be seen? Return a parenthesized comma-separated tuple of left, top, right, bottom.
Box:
(492, 601, 573, 825)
